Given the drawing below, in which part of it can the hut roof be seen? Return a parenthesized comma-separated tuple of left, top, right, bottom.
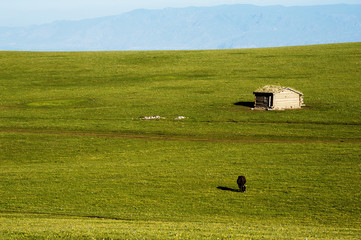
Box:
(253, 85, 303, 95)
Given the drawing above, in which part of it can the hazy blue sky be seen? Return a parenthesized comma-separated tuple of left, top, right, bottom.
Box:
(1, 0, 360, 27)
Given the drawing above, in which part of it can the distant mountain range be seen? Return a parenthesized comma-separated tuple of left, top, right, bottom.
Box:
(1, 4, 360, 51)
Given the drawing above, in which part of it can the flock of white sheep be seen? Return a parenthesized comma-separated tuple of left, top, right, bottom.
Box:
(140, 116, 187, 120)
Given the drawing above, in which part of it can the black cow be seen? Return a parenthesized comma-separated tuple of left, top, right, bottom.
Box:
(237, 176, 246, 192)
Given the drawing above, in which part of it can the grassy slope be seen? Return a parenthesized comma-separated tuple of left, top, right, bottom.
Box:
(0, 43, 360, 239)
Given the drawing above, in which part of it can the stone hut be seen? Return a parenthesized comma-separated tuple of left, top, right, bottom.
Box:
(253, 85, 304, 110)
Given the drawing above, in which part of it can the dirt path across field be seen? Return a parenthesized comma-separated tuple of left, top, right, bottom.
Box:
(1, 128, 359, 144)
(0, 210, 131, 221)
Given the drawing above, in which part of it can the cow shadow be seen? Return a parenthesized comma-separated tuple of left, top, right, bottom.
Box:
(234, 101, 254, 108)
(217, 186, 240, 192)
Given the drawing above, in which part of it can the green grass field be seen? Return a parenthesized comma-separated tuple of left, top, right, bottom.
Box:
(1, 43, 361, 239)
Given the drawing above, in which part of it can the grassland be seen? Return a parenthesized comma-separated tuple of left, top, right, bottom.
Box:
(0, 42, 360, 239)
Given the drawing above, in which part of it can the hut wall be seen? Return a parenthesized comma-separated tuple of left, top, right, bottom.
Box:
(273, 90, 301, 110)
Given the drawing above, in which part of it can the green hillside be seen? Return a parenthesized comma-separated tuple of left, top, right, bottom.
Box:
(1, 43, 360, 239)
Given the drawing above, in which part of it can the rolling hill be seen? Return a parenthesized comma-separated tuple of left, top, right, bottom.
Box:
(0, 4, 360, 51)
(0, 43, 361, 238)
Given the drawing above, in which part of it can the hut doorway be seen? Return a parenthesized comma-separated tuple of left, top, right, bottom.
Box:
(255, 94, 273, 109)
(264, 95, 273, 108)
